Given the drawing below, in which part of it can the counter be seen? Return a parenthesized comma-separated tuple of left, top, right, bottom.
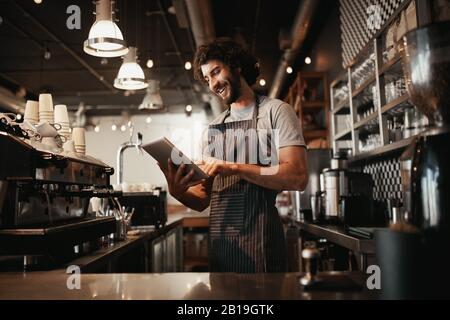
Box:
(0, 271, 377, 300)
(284, 217, 376, 270)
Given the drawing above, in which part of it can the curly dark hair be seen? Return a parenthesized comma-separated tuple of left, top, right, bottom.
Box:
(193, 37, 260, 86)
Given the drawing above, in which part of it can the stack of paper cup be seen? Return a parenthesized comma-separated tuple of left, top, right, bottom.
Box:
(38, 94, 54, 123)
(24, 100, 39, 125)
(72, 127, 86, 154)
(54, 104, 71, 140)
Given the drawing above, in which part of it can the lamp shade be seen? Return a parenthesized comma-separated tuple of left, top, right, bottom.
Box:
(83, 0, 128, 57)
(114, 47, 148, 90)
(139, 80, 164, 110)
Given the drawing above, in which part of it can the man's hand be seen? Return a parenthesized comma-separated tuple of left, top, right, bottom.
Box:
(158, 159, 205, 198)
(202, 159, 239, 177)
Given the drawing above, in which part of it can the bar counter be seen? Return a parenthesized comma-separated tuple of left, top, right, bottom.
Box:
(0, 271, 377, 300)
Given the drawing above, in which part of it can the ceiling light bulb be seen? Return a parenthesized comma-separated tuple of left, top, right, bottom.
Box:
(185, 105, 193, 112)
(184, 61, 192, 70)
(120, 125, 126, 132)
(146, 117, 152, 124)
(34, 0, 42, 4)
(259, 79, 266, 87)
(101, 58, 108, 65)
(286, 66, 293, 74)
(111, 124, 117, 131)
(83, 0, 128, 58)
(305, 57, 312, 64)
(94, 125, 100, 133)
(114, 47, 148, 90)
(44, 48, 51, 60)
(146, 59, 154, 68)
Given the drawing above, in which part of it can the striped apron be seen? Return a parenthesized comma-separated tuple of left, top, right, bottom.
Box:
(207, 95, 288, 273)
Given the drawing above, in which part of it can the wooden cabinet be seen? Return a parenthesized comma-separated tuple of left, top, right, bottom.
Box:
(149, 225, 183, 272)
(284, 72, 330, 148)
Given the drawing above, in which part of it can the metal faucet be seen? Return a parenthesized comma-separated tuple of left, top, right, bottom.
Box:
(116, 125, 144, 185)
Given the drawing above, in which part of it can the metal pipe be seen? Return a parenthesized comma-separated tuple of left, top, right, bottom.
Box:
(268, 0, 320, 98)
(185, 0, 215, 46)
(116, 130, 143, 185)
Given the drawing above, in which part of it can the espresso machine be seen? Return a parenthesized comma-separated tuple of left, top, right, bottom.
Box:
(0, 129, 119, 268)
(321, 167, 374, 226)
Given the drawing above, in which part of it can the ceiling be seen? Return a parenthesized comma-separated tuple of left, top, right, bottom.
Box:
(0, 0, 334, 116)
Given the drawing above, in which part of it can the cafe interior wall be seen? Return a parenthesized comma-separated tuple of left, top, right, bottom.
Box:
(85, 110, 210, 206)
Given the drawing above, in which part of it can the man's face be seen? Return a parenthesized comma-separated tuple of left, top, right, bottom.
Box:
(201, 60, 241, 105)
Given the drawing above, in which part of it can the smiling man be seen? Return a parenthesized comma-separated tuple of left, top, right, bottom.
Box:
(158, 38, 308, 273)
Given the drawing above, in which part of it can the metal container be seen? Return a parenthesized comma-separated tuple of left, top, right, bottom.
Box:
(323, 169, 341, 220)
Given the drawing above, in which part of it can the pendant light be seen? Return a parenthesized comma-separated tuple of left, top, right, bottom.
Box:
(139, 79, 164, 110)
(83, 0, 128, 58)
(114, 47, 148, 90)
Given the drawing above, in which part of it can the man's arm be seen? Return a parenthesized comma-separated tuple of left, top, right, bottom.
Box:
(203, 146, 308, 191)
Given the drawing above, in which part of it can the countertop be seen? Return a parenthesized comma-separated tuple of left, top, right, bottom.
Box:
(0, 271, 377, 300)
(47, 211, 209, 273)
(293, 220, 376, 254)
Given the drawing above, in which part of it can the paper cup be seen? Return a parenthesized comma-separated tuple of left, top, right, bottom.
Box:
(39, 94, 53, 112)
(72, 127, 85, 146)
(54, 104, 69, 124)
(24, 100, 39, 122)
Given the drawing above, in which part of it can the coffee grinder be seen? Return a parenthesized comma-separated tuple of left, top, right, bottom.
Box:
(386, 20, 450, 298)
(400, 21, 450, 235)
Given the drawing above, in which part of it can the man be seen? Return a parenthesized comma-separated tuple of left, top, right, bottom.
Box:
(158, 38, 308, 273)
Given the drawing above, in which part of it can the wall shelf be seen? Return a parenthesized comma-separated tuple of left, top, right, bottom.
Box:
(351, 75, 376, 98)
(332, 100, 350, 115)
(378, 54, 402, 76)
(284, 72, 330, 148)
(330, 0, 419, 158)
(333, 128, 352, 141)
(381, 94, 410, 114)
(348, 136, 416, 164)
(354, 112, 379, 130)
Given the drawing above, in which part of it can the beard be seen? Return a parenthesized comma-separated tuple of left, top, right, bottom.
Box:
(216, 70, 241, 105)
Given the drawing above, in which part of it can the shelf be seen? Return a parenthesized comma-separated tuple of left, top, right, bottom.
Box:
(378, 54, 402, 76)
(352, 75, 376, 98)
(348, 136, 416, 164)
(304, 130, 328, 140)
(301, 101, 327, 114)
(381, 94, 410, 114)
(354, 112, 379, 130)
(333, 128, 352, 141)
(332, 100, 350, 115)
(303, 101, 325, 108)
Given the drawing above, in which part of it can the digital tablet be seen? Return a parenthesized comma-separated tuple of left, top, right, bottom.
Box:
(143, 137, 209, 181)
